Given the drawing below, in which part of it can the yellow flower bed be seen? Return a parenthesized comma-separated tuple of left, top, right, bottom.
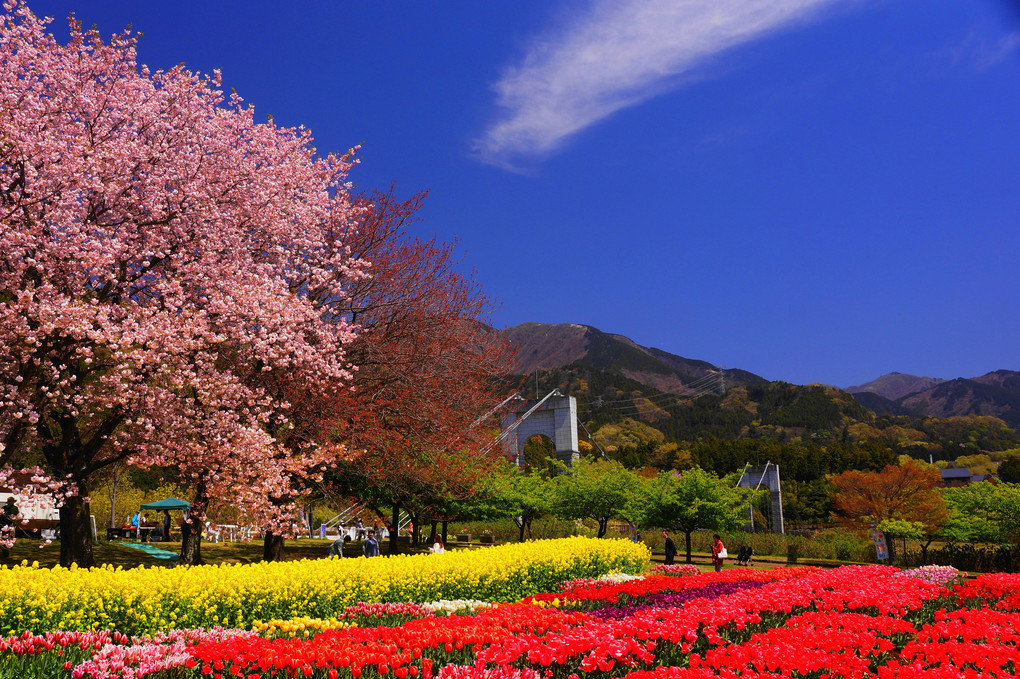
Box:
(0, 537, 648, 635)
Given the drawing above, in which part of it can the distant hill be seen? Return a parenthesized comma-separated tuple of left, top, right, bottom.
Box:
(846, 370, 1020, 430)
(898, 371, 1020, 429)
(847, 391, 919, 417)
(846, 372, 945, 401)
(505, 322, 765, 394)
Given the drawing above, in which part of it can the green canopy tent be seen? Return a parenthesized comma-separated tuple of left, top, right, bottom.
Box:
(140, 498, 191, 511)
(137, 497, 190, 541)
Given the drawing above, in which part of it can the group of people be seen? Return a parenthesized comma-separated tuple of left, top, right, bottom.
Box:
(662, 530, 728, 572)
(328, 527, 381, 558)
(129, 510, 174, 542)
(326, 524, 446, 558)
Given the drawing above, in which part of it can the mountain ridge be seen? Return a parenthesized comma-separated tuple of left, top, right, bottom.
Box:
(504, 322, 766, 394)
(503, 322, 1020, 429)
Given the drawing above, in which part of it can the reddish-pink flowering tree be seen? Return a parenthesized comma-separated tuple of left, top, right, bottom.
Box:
(0, 2, 364, 566)
(318, 188, 516, 555)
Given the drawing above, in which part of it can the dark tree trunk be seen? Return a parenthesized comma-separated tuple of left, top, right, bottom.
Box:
(260, 495, 290, 561)
(179, 480, 208, 565)
(885, 534, 896, 566)
(38, 406, 125, 568)
(59, 491, 94, 568)
(441, 520, 448, 546)
(263, 532, 285, 561)
(517, 518, 526, 543)
(597, 518, 608, 538)
(410, 510, 420, 546)
(684, 530, 693, 564)
(430, 520, 437, 542)
(388, 503, 400, 555)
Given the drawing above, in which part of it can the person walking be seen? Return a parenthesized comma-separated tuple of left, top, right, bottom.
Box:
(662, 531, 677, 565)
(362, 529, 380, 557)
(328, 532, 345, 558)
(712, 534, 727, 572)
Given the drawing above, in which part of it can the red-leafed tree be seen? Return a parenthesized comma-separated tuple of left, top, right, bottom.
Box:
(0, 3, 364, 566)
(829, 459, 948, 564)
(312, 188, 516, 556)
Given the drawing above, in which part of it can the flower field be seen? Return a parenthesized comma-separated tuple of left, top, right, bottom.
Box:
(2, 538, 1020, 678)
(0, 538, 648, 635)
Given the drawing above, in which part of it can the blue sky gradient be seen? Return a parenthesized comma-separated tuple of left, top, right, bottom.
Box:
(27, 0, 1020, 387)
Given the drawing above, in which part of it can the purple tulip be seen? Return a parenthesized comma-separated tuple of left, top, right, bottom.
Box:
(588, 580, 768, 620)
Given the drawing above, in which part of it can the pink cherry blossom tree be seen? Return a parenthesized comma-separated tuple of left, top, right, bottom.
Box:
(0, 1, 364, 566)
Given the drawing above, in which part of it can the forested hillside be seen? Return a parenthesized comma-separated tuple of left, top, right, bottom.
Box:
(513, 362, 1019, 527)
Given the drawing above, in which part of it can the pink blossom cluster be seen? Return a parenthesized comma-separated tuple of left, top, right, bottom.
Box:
(0, 466, 76, 549)
(70, 628, 256, 679)
(894, 564, 961, 587)
(556, 573, 645, 591)
(649, 564, 701, 577)
(0, 0, 371, 532)
(438, 665, 541, 679)
(343, 602, 436, 620)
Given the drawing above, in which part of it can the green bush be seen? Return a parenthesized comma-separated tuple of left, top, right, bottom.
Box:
(449, 516, 592, 542)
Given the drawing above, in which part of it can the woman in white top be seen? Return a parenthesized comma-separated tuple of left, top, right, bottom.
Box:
(430, 534, 445, 554)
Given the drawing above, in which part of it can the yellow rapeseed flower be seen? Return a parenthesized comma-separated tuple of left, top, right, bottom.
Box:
(0, 536, 648, 636)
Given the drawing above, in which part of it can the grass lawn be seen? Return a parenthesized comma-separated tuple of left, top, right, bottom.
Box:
(0, 537, 440, 569)
(3, 536, 865, 571)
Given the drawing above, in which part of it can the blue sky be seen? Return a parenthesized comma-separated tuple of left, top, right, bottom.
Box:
(28, 0, 1020, 387)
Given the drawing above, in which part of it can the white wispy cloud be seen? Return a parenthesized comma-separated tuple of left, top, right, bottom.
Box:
(474, 0, 852, 169)
(944, 29, 1020, 72)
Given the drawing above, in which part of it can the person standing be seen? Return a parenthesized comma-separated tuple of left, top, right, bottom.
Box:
(362, 529, 379, 557)
(712, 534, 727, 572)
(1, 497, 19, 558)
(162, 510, 172, 542)
(430, 534, 445, 554)
(662, 531, 677, 565)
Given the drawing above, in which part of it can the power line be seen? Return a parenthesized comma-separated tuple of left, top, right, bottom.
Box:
(596, 380, 723, 415)
(483, 389, 563, 454)
(592, 377, 724, 411)
(591, 372, 723, 405)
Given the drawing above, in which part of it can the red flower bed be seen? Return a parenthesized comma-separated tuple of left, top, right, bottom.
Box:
(5, 567, 1020, 678)
(180, 565, 974, 679)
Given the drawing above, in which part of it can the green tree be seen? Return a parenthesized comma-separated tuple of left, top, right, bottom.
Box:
(481, 463, 554, 542)
(521, 435, 558, 475)
(943, 482, 1020, 561)
(551, 458, 639, 538)
(997, 456, 1020, 483)
(955, 454, 996, 475)
(626, 467, 749, 563)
